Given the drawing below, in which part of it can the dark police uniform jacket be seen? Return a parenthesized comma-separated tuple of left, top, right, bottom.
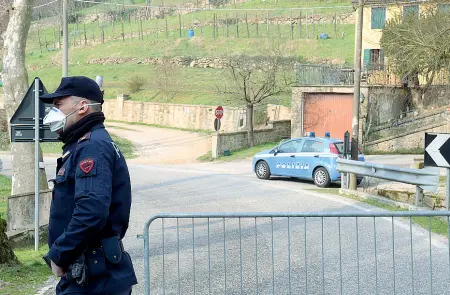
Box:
(47, 123, 137, 294)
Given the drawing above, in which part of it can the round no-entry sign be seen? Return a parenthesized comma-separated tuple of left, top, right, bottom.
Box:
(215, 106, 224, 119)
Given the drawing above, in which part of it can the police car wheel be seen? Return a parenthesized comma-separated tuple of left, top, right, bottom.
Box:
(313, 167, 330, 188)
(255, 161, 270, 180)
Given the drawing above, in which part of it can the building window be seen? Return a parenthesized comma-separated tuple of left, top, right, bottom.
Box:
(363, 49, 385, 70)
(403, 4, 419, 21)
(301, 140, 325, 153)
(371, 7, 386, 29)
(278, 140, 302, 154)
(438, 3, 450, 13)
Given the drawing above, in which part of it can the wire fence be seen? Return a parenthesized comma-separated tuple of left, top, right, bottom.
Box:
(28, 0, 355, 53)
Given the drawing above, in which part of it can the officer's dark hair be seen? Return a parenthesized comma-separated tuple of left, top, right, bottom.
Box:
(71, 96, 102, 112)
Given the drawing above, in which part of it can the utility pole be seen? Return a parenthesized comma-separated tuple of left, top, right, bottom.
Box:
(62, 0, 68, 77)
(349, 0, 364, 190)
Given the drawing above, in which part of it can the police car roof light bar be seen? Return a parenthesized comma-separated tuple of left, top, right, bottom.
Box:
(325, 132, 330, 138)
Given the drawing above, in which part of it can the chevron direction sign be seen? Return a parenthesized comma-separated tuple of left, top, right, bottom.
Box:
(424, 133, 450, 168)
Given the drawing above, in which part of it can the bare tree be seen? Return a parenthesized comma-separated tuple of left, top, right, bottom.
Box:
(3, 0, 48, 195)
(154, 61, 180, 102)
(380, 1, 450, 108)
(220, 52, 294, 147)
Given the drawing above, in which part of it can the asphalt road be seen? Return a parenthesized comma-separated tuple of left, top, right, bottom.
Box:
(1, 155, 449, 294)
(124, 161, 450, 295)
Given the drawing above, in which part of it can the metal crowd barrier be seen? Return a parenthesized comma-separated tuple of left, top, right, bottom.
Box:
(142, 211, 450, 295)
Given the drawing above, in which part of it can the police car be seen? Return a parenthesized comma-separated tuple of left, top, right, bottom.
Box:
(252, 132, 364, 187)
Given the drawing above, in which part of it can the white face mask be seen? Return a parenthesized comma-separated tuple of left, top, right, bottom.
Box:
(43, 103, 101, 132)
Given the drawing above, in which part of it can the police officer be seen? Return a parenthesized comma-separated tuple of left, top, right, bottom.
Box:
(40, 76, 137, 295)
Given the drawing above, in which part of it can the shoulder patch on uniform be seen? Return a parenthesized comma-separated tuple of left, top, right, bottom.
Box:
(78, 132, 92, 143)
(79, 158, 95, 174)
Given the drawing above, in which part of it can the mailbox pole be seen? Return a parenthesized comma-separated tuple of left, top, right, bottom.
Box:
(34, 78, 40, 251)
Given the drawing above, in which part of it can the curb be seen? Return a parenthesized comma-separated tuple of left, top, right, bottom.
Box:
(34, 276, 58, 295)
(339, 188, 429, 211)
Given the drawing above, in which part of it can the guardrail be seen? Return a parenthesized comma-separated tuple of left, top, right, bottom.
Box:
(336, 158, 440, 206)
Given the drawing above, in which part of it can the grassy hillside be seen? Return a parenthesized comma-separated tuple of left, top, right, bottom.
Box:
(24, 0, 355, 107)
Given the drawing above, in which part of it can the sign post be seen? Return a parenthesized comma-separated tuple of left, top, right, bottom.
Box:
(447, 169, 450, 211)
(34, 79, 40, 251)
(10, 78, 59, 251)
(214, 118, 221, 132)
(424, 132, 450, 210)
(341, 131, 350, 189)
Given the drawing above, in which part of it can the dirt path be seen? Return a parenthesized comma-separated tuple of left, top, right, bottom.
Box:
(105, 122, 212, 165)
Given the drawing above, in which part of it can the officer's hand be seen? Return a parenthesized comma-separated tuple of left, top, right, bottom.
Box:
(51, 260, 66, 277)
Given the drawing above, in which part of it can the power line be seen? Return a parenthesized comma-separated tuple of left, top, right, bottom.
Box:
(33, 0, 60, 9)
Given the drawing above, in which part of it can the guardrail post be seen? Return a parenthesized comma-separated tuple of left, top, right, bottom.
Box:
(415, 186, 424, 206)
(342, 131, 351, 190)
(446, 168, 450, 210)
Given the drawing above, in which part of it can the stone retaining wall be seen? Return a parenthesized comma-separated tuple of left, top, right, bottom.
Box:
(212, 120, 291, 157)
(103, 95, 248, 132)
(103, 95, 290, 132)
(7, 189, 52, 232)
(86, 55, 304, 69)
(364, 110, 450, 152)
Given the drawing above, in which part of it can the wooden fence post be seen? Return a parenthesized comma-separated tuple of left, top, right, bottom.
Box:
(246, 12, 249, 38)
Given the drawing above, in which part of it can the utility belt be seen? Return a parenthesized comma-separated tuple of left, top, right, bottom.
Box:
(46, 236, 125, 287)
(88, 239, 125, 252)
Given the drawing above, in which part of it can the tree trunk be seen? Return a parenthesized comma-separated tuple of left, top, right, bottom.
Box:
(407, 73, 423, 109)
(3, 0, 48, 195)
(246, 104, 254, 147)
(0, 219, 17, 264)
(410, 88, 424, 109)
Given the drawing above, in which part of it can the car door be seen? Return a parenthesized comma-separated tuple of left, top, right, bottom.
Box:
(268, 139, 303, 176)
(295, 139, 326, 179)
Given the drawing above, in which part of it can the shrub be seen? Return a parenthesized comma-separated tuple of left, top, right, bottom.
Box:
(126, 76, 146, 94)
